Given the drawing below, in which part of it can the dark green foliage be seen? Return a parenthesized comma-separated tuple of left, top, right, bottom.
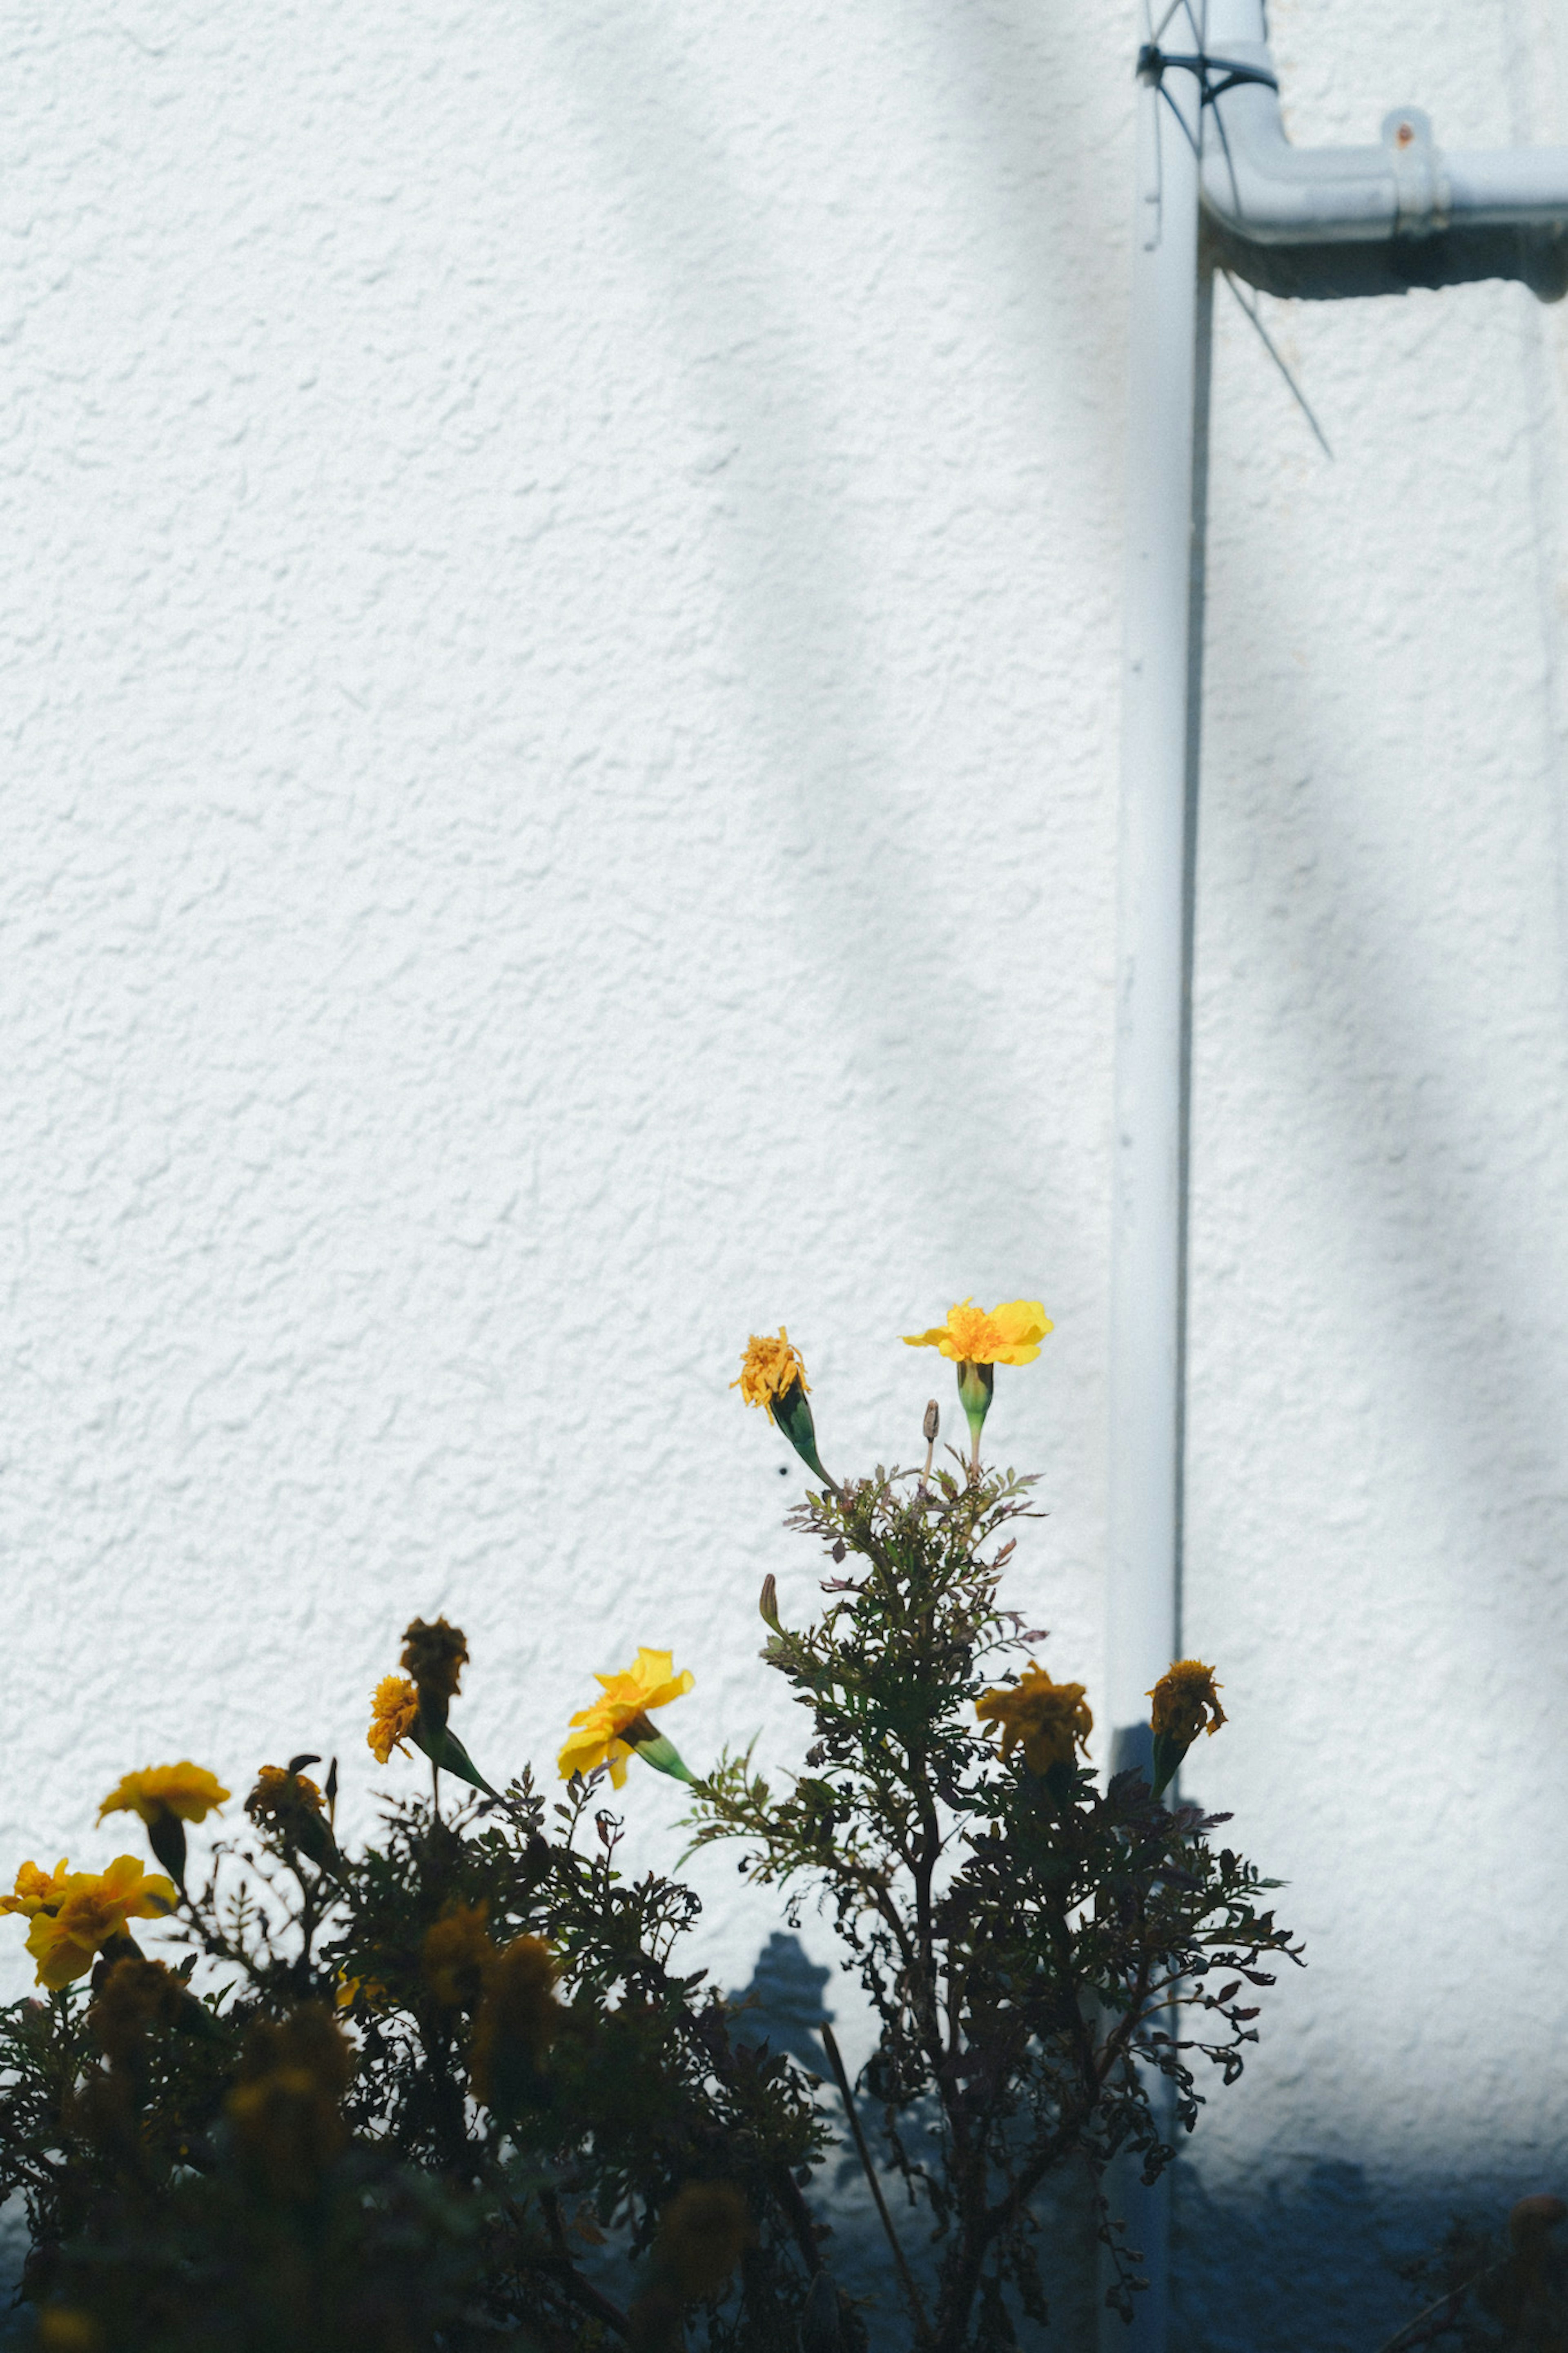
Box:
(0, 1445, 1298, 2351)
(688, 1461, 1302, 2351)
(0, 1776, 832, 2352)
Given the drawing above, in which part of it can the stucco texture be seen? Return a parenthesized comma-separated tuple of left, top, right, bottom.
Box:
(2, 1, 1567, 2345)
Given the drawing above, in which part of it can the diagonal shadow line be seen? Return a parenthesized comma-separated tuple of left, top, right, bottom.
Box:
(530, 2, 1131, 1281)
(1188, 421, 1568, 1654)
(919, 0, 1130, 517)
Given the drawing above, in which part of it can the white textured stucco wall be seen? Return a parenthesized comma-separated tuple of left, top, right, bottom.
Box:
(3, 2, 1567, 2344)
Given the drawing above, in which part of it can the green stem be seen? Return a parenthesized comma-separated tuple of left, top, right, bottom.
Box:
(820, 2023, 933, 2345)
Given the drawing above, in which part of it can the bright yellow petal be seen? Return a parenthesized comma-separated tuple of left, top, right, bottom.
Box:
(987, 1300, 1054, 1363)
(558, 1728, 608, 1779)
(26, 1916, 95, 1990)
(901, 1327, 952, 1350)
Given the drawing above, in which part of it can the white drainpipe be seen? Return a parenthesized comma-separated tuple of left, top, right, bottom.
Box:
(1105, 6, 1568, 2347)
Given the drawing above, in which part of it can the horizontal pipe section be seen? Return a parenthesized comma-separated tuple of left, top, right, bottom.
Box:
(1196, 0, 1568, 250)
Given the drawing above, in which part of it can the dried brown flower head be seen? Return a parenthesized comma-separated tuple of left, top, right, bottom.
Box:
(401, 1617, 469, 1702)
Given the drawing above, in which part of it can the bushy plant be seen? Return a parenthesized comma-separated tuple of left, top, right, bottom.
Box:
(0, 1305, 1300, 2351)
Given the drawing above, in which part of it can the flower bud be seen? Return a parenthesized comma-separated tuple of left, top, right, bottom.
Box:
(923, 1399, 940, 1445)
(758, 1575, 782, 1632)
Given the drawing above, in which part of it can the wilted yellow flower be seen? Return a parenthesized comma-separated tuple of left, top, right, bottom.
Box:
(0, 1860, 76, 1920)
(368, 1674, 419, 1764)
(21, 1858, 177, 1991)
(99, 1763, 229, 1828)
(558, 1648, 694, 1789)
(1148, 1660, 1226, 1745)
(731, 1329, 810, 1421)
(902, 1299, 1053, 1365)
(245, 1765, 326, 1824)
(975, 1665, 1092, 1775)
(423, 1903, 494, 2010)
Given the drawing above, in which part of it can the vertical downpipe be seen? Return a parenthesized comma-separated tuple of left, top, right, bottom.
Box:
(1100, 30, 1208, 2353)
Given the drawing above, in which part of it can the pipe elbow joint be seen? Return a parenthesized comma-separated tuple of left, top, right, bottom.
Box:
(1199, 73, 1440, 245)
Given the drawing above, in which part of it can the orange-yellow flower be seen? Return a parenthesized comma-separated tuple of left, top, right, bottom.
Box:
(0, 1860, 77, 1920)
(20, 1858, 178, 1990)
(558, 1648, 694, 1789)
(98, 1764, 229, 1828)
(731, 1329, 810, 1422)
(1148, 1660, 1225, 1746)
(902, 1299, 1053, 1365)
(975, 1665, 1092, 1774)
(368, 1675, 419, 1765)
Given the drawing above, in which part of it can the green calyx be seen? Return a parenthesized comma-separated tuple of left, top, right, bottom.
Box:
(955, 1359, 995, 1450)
(412, 1717, 502, 1801)
(771, 1378, 834, 1489)
(625, 1725, 699, 1786)
(1149, 1730, 1185, 1801)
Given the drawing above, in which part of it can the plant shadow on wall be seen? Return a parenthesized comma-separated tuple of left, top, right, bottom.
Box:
(0, 1305, 1298, 2351)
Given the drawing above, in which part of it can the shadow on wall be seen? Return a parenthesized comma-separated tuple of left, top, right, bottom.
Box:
(1173, 2157, 1565, 2353)
(729, 1934, 1096, 2351)
(731, 1942, 1562, 2353)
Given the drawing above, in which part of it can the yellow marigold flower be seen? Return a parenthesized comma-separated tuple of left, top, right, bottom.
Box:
(0, 1860, 76, 1919)
(1148, 1658, 1226, 1745)
(334, 1972, 389, 2013)
(1147, 1659, 1226, 1798)
(37, 2313, 103, 2353)
(558, 1647, 694, 1789)
(423, 1903, 494, 2010)
(655, 2181, 755, 2304)
(228, 2005, 351, 2194)
(246, 1765, 326, 1822)
(902, 1299, 1053, 1365)
(245, 1767, 338, 1872)
(731, 1328, 810, 1421)
(22, 1858, 177, 1991)
(88, 1957, 185, 2065)
(368, 1674, 419, 1765)
(975, 1665, 1092, 1775)
(99, 1763, 229, 1828)
(732, 1329, 835, 1486)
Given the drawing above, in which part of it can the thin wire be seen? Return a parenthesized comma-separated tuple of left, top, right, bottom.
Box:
(1220, 269, 1334, 458)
